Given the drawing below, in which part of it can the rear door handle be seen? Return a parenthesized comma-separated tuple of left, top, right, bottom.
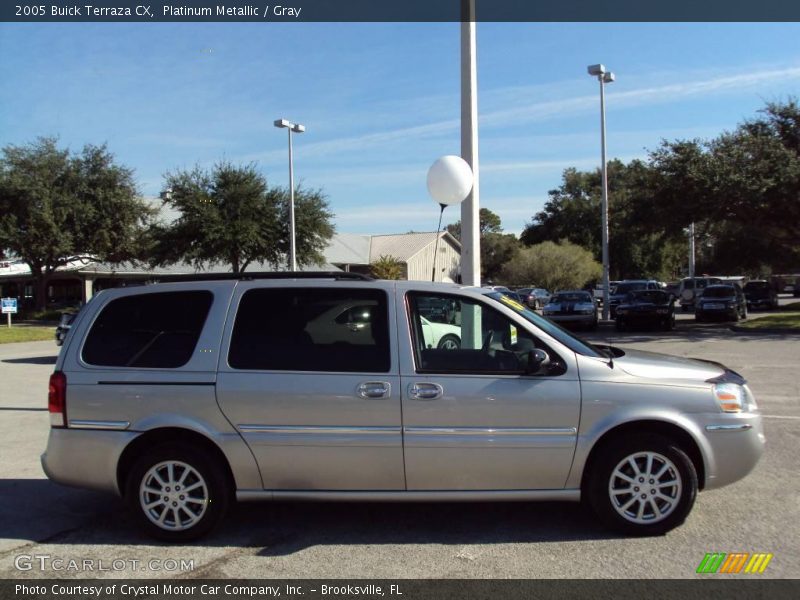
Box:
(408, 383, 443, 400)
(357, 381, 391, 399)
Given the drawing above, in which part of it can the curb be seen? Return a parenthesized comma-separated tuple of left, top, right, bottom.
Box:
(729, 326, 800, 335)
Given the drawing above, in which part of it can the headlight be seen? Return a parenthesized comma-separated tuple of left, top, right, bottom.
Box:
(713, 383, 748, 413)
(656, 308, 668, 314)
(617, 308, 628, 315)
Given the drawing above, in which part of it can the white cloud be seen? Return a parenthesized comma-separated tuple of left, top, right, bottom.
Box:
(243, 64, 800, 165)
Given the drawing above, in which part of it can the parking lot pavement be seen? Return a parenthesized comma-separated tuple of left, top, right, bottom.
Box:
(0, 331, 797, 579)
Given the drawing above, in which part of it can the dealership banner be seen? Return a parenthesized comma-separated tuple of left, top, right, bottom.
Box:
(3, 579, 800, 600)
(3, 0, 800, 22)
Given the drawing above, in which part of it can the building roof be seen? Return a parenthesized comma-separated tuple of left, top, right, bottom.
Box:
(369, 231, 460, 263)
(323, 233, 371, 265)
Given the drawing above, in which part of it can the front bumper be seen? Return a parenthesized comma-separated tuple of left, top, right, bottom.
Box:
(699, 413, 765, 490)
(697, 306, 738, 320)
(41, 428, 138, 496)
(746, 298, 772, 308)
(546, 314, 596, 326)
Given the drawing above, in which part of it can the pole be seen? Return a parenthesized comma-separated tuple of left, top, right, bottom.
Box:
(288, 128, 297, 272)
(599, 77, 611, 320)
(688, 222, 696, 279)
(460, 0, 480, 287)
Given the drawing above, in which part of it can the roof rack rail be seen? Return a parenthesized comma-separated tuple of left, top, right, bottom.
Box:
(148, 271, 375, 283)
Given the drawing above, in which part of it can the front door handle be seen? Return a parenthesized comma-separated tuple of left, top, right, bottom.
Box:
(357, 381, 391, 399)
(408, 382, 443, 400)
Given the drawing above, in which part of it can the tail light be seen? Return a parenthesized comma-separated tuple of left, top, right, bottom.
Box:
(48, 371, 67, 428)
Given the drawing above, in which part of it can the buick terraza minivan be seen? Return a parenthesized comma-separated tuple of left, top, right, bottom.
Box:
(43, 273, 764, 540)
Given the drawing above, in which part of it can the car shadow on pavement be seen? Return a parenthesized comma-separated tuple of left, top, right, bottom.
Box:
(2, 355, 58, 365)
(248, 501, 621, 556)
(0, 480, 622, 551)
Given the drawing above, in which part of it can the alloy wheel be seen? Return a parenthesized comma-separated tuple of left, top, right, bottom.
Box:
(608, 451, 682, 525)
(139, 460, 209, 531)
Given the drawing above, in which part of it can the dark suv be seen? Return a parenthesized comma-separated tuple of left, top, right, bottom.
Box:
(696, 285, 747, 322)
(608, 280, 660, 318)
(743, 281, 778, 310)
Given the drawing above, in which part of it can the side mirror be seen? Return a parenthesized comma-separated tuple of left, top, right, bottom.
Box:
(525, 348, 551, 375)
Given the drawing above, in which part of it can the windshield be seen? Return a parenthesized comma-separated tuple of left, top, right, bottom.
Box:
(551, 292, 593, 303)
(614, 282, 647, 294)
(628, 290, 669, 303)
(702, 286, 736, 298)
(486, 292, 605, 359)
(744, 282, 770, 291)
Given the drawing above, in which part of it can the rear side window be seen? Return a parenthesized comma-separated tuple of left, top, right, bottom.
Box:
(82, 291, 213, 368)
(228, 288, 390, 373)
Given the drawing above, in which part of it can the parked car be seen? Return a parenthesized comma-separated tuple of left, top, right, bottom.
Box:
(678, 277, 722, 311)
(420, 315, 461, 349)
(695, 285, 748, 322)
(615, 290, 676, 331)
(743, 280, 779, 310)
(542, 290, 598, 330)
(43, 272, 763, 541)
(593, 280, 620, 305)
(608, 280, 661, 318)
(483, 285, 524, 304)
(54, 311, 77, 346)
(517, 287, 551, 310)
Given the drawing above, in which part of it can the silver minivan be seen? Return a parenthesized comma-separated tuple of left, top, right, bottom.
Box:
(43, 273, 764, 541)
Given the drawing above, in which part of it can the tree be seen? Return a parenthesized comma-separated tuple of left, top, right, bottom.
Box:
(521, 160, 684, 280)
(446, 207, 502, 240)
(370, 255, 404, 280)
(500, 240, 601, 292)
(447, 207, 519, 281)
(481, 233, 520, 283)
(151, 162, 335, 273)
(0, 137, 154, 309)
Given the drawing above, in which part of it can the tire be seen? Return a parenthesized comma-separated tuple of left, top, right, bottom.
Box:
(586, 434, 697, 536)
(437, 334, 461, 350)
(615, 318, 625, 332)
(126, 443, 230, 542)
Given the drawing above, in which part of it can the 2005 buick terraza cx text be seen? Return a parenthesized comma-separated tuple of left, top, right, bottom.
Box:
(42, 273, 764, 541)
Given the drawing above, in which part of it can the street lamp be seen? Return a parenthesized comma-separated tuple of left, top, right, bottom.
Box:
(274, 118, 306, 271)
(587, 64, 615, 320)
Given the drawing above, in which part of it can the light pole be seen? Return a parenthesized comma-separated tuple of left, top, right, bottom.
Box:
(274, 118, 305, 271)
(587, 64, 615, 320)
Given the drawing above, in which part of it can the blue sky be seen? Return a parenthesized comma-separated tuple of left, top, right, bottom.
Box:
(1, 22, 799, 235)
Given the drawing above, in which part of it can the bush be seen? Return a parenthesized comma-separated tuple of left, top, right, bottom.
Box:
(501, 240, 601, 292)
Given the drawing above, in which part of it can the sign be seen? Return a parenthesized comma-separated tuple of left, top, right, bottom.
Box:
(1, 297, 18, 314)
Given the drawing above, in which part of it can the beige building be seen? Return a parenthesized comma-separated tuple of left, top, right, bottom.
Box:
(326, 231, 461, 282)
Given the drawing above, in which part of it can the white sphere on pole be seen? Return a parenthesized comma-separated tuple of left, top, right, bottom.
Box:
(426, 155, 473, 206)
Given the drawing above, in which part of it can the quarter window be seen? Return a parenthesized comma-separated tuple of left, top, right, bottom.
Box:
(228, 288, 390, 372)
(82, 291, 213, 368)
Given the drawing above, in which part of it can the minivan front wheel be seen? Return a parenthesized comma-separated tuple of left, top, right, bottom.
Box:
(126, 444, 229, 541)
(587, 434, 697, 536)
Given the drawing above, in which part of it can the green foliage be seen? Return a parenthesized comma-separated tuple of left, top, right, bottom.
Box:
(501, 240, 601, 292)
(446, 207, 520, 281)
(481, 232, 520, 283)
(446, 207, 503, 240)
(522, 98, 800, 277)
(370, 255, 405, 280)
(151, 162, 334, 273)
(0, 137, 154, 308)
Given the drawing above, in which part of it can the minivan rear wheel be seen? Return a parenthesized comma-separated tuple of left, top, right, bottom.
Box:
(125, 444, 229, 541)
(586, 434, 697, 536)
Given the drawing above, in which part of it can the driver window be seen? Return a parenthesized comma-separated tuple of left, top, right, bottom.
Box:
(408, 293, 560, 375)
